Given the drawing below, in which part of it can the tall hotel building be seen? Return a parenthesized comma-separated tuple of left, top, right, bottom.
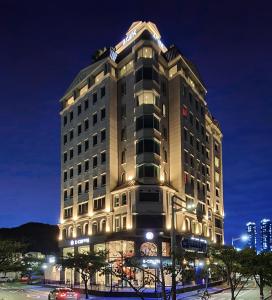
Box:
(58, 21, 224, 285)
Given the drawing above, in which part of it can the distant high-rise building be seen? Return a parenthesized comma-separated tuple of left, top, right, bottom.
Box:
(260, 219, 272, 252)
(246, 222, 257, 250)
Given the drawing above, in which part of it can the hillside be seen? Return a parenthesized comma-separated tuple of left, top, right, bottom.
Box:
(0, 222, 59, 255)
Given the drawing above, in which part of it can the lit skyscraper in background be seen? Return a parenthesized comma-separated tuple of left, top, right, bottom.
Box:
(260, 219, 272, 252)
(246, 222, 257, 250)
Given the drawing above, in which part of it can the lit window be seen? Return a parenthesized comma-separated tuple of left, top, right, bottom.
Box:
(137, 47, 154, 59)
(169, 65, 177, 78)
(215, 172, 220, 183)
(136, 90, 159, 106)
(79, 84, 88, 96)
(120, 61, 133, 77)
(95, 71, 104, 83)
(215, 157, 220, 168)
(67, 96, 74, 106)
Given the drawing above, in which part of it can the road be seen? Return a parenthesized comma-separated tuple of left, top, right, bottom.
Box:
(0, 284, 271, 300)
(178, 287, 272, 300)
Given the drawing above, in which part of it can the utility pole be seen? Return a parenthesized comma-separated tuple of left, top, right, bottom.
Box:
(170, 194, 184, 300)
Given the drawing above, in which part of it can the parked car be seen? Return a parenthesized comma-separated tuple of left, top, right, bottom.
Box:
(0, 276, 11, 282)
(48, 288, 79, 300)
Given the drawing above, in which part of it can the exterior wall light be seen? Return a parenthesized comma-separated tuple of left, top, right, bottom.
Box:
(145, 231, 154, 240)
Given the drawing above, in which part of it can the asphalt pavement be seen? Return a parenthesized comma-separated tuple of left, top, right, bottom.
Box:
(0, 283, 271, 300)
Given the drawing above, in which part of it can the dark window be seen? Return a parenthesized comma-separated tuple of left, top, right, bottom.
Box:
(215, 218, 223, 229)
(63, 134, 67, 145)
(84, 160, 89, 172)
(78, 164, 82, 175)
(78, 184, 82, 195)
(93, 134, 97, 146)
(63, 115, 67, 126)
(121, 150, 126, 163)
(139, 191, 159, 202)
(77, 144, 82, 155)
(84, 119, 89, 131)
(101, 152, 106, 164)
(84, 99, 89, 110)
(93, 93, 97, 104)
(70, 187, 73, 198)
(69, 130, 73, 141)
(84, 181, 89, 193)
(189, 93, 193, 105)
(64, 190, 68, 200)
(121, 104, 126, 117)
(69, 149, 73, 160)
(184, 128, 188, 141)
(135, 67, 159, 83)
(136, 215, 163, 229)
(93, 113, 97, 125)
(136, 115, 160, 131)
(136, 139, 160, 155)
(163, 127, 167, 140)
(78, 202, 88, 215)
(84, 140, 89, 151)
(77, 105, 82, 115)
(189, 113, 193, 125)
(93, 197, 105, 211)
(121, 82, 126, 96)
(190, 134, 194, 146)
(161, 81, 166, 96)
(121, 193, 127, 205)
(101, 108, 106, 120)
(137, 164, 159, 178)
(69, 111, 73, 121)
(101, 174, 106, 186)
(69, 168, 73, 178)
(164, 150, 167, 162)
(101, 86, 105, 98)
(121, 128, 126, 141)
(77, 124, 82, 136)
(93, 178, 97, 190)
(101, 129, 106, 142)
(64, 171, 67, 181)
(93, 156, 97, 168)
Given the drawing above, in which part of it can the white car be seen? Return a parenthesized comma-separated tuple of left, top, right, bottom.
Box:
(0, 276, 11, 282)
(48, 288, 80, 300)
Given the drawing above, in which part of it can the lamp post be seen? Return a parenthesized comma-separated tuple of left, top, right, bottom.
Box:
(231, 234, 249, 248)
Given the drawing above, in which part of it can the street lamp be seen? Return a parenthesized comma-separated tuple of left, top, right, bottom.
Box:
(231, 234, 249, 247)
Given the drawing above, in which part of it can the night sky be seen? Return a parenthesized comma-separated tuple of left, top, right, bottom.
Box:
(1, 0, 271, 245)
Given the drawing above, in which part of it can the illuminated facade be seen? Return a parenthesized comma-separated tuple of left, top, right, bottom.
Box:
(58, 21, 224, 286)
(260, 219, 272, 252)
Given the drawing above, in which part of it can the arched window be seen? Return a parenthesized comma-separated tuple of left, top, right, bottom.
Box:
(92, 222, 98, 234)
(140, 242, 157, 256)
(100, 219, 106, 232)
(191, 221, 196, 234)
(185, 218, 190, 232)
(68, 226, 73, 238)
(77, 226, 82, 237)
(62, 228, 67, 239)
(83, 223, 89, 235)
(203, 225, 207, 237)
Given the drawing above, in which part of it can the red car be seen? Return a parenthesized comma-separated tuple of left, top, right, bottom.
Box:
(48, 288, 80, 300)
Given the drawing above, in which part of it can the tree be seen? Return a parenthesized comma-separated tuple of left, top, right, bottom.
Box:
(62, 251, 107, 299)
(243, 250, 272, 300)
(209, 245, 251, 300)
(0, 240, 24, 273)
(20, 253, 45, 284)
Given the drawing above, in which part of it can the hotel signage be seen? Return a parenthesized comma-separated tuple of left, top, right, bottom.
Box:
(70, 238, 90, 246)
(122, 30, 137, 45)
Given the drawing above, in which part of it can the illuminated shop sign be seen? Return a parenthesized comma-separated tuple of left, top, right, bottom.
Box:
(122, 30, 137, 45)
(70, 238, 90, 246)
(110, 47, 117, 61)
(142, 258, 160, 266)
(152, 33, 167, 52)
